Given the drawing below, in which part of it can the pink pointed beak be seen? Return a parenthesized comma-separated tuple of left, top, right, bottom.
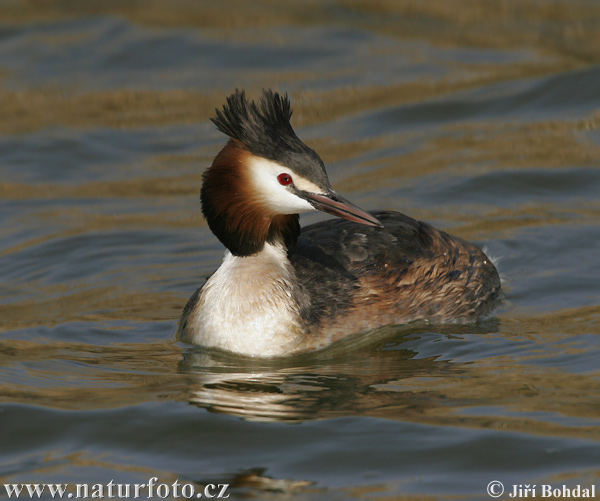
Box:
(304, 192, 383, 228)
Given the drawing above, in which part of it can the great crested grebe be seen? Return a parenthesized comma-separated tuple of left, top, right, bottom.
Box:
(178, 90, 501, 357)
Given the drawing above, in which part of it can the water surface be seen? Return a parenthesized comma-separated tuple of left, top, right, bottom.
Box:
(1, 1, 599, 499)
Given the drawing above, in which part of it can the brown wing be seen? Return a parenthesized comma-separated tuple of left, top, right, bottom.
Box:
(290, 211, 500, 335)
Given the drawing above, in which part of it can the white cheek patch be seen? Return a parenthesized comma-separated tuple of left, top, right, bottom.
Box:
(247, 156, 325, 214)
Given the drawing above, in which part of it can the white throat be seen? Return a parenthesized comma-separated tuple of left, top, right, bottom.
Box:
(182, 242, 305, 357)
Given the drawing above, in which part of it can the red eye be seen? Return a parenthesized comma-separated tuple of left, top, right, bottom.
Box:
(277, 173, 293, 186)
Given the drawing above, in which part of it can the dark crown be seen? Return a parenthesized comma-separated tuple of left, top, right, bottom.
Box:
(210, 89, 331, 192)
(211, 90, 295, 150)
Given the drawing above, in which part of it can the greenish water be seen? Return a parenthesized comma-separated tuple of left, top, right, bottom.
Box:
(1, 2, 599, 499)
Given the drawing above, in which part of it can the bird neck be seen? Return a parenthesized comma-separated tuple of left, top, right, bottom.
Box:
(186, 240, 309, 356)
(200, 140, 301, 257)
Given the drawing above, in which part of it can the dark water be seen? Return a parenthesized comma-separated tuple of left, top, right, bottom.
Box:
(1, 2, 600, 499)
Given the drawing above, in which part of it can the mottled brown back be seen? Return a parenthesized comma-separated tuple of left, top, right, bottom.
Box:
(289, 211, 501, 339)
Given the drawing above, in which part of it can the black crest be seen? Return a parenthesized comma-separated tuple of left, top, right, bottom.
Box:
(211, 89, 294, 145)
(211, 90, 329, 186)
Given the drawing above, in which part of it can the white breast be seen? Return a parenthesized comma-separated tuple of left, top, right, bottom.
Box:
(182, 242, 305, 357)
